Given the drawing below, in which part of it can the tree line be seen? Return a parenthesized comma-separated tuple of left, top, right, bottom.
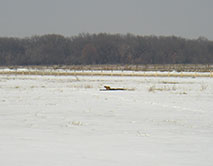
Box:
(0, 33, 213, 66)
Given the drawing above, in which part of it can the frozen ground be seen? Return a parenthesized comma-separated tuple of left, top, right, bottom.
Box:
(0, 74, 213, 166)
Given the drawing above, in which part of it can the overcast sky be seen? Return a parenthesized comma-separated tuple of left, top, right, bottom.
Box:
(0, 0, 213, 40)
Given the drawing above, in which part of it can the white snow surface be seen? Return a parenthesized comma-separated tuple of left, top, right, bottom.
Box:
(0, 74, 213, 166)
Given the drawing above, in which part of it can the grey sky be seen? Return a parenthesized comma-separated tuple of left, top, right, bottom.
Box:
(0, 0, 213, 40)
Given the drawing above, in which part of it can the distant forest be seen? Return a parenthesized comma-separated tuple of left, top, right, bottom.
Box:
(0, 33, 213, 65)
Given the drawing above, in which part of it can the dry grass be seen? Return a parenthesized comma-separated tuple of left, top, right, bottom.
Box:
(200, 84, 208, 91)
(148, 85, 177, 92)
(71, 84, 93, 89)
(0, 65, 213, 77)
(160, 81, 179, 84)
(1, 64, 213, 72)
(0, 70, 212, 78)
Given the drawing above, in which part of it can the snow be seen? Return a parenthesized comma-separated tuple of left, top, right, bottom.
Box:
(0, 74, 213, 166)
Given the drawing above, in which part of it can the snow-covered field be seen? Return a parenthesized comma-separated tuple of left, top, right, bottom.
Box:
(0, 73, 213, 166)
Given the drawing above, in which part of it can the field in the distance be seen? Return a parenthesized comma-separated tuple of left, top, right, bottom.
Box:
(0, 70, 213, 166)
(1, 64, 213, 72)
(0, 65, 213, 77)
